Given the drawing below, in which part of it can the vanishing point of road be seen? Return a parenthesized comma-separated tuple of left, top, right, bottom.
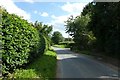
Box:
(53, 47, 119, 79)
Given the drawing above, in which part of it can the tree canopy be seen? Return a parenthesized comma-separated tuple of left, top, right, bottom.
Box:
(65, 2, 120, 58)
(51, 31, 64, 44)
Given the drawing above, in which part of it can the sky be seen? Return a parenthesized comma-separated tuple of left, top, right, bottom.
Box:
(0, 0, 93, 38)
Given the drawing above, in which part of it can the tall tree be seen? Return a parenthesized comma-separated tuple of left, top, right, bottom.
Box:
(81, 2, 94, 16)
(88, 2, 120, 57)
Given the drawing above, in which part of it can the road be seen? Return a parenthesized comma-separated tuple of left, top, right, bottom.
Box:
(54, 47, 119, 79)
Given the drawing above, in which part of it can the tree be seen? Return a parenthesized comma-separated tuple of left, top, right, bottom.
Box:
(52, 31, 64, 44)
(65, 14, 95, 50)
(33, 21, 53, 49)
(85, 2, 120, 57)
(81, 2, 94, 16)
(65, 2, 120, 58)
(88, 2, 120, 57)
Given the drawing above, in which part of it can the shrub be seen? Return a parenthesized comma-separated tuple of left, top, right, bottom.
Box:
(2, 10, 40, 75)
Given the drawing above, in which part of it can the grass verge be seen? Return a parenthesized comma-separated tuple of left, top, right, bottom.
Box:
(12, 50, 57, 79)
(53, 44, 69, 48)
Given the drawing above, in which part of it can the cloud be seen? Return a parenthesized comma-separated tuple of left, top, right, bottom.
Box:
(0, 0, 31, 21)
(51, 15, 68, 25)
(50, 2, 88, 27)
(34, 10, 38, 14)
(46, 15, 69, 38)
(23, 0, 34, 3)
(12, 0, 34, 3)
(61, 2, 87, 13)
(49, 12, 80, 38)
(48, 2, 88, 38)
(33, 11, 49, 17)
(50, 13, 80, 28)
(39, 12, 49, 17)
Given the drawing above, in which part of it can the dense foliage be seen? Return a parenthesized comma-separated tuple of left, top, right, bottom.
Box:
(2, 9, 40, 75)
(65, 15, 95, 50)
(33, 21, 53, 50)
(51, 31, 64, 44)
(1, 8, 53, 76)
(65, 2, 120, 58)
(88, 2, 120, 57)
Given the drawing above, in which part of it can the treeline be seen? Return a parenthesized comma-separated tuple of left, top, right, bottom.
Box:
(65, 2, 120, 58)
(1, 8, 52, 76)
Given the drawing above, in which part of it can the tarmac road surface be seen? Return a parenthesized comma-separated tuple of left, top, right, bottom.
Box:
(54, 47, 119, 79)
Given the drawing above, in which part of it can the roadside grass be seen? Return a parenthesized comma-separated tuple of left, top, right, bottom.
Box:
(53, 44, 69, 48)
(12, 50, 57, 79)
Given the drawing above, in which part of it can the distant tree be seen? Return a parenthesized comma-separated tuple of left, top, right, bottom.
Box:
(64, 38, 73, 42)
(52, 31, 64, 44)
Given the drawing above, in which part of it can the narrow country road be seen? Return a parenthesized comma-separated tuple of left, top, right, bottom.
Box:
(53, 47, 119, 79)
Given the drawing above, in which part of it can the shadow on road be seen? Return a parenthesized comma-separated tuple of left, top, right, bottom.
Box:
(54, 47, 119, 79)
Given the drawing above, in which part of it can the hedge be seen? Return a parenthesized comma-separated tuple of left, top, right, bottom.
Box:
(2, 10, 41, 75)
(29, 34, 47, 62)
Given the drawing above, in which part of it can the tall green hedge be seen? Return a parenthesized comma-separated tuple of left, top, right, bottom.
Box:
(29, 34, 46, 61)
(2, 10, 41, 75)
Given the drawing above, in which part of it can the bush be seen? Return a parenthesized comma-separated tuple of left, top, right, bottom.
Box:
(2, 10, 40, 75)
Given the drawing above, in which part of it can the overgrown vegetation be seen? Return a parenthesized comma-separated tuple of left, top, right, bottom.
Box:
(12, 50, 57, 79)
(65, 2, 120, 59)
(1, 8, 54, 77)
(2, 9, 41, 76)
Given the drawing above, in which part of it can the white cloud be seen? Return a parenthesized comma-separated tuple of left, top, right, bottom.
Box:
(0, 0, 31, 21)
(23, 0, 34, 3)
(47, 15, 69, 38)
(49, 2, 88, 38)
(49, 13, 81, 33)
(39, 12, 49, 17)
(51, 15, 68, 25)
(50, 2, 88, 26)
(33, 11, 49, 17)
(34, 10, 38, 14)
(49, 14, 77, 38)
(61, 2, 87, 13)
(12, 0, 34, 3)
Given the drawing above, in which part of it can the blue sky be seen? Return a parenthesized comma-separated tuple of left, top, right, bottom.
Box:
(15, 2, 67, 23)
(0, 0, 93, 38)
